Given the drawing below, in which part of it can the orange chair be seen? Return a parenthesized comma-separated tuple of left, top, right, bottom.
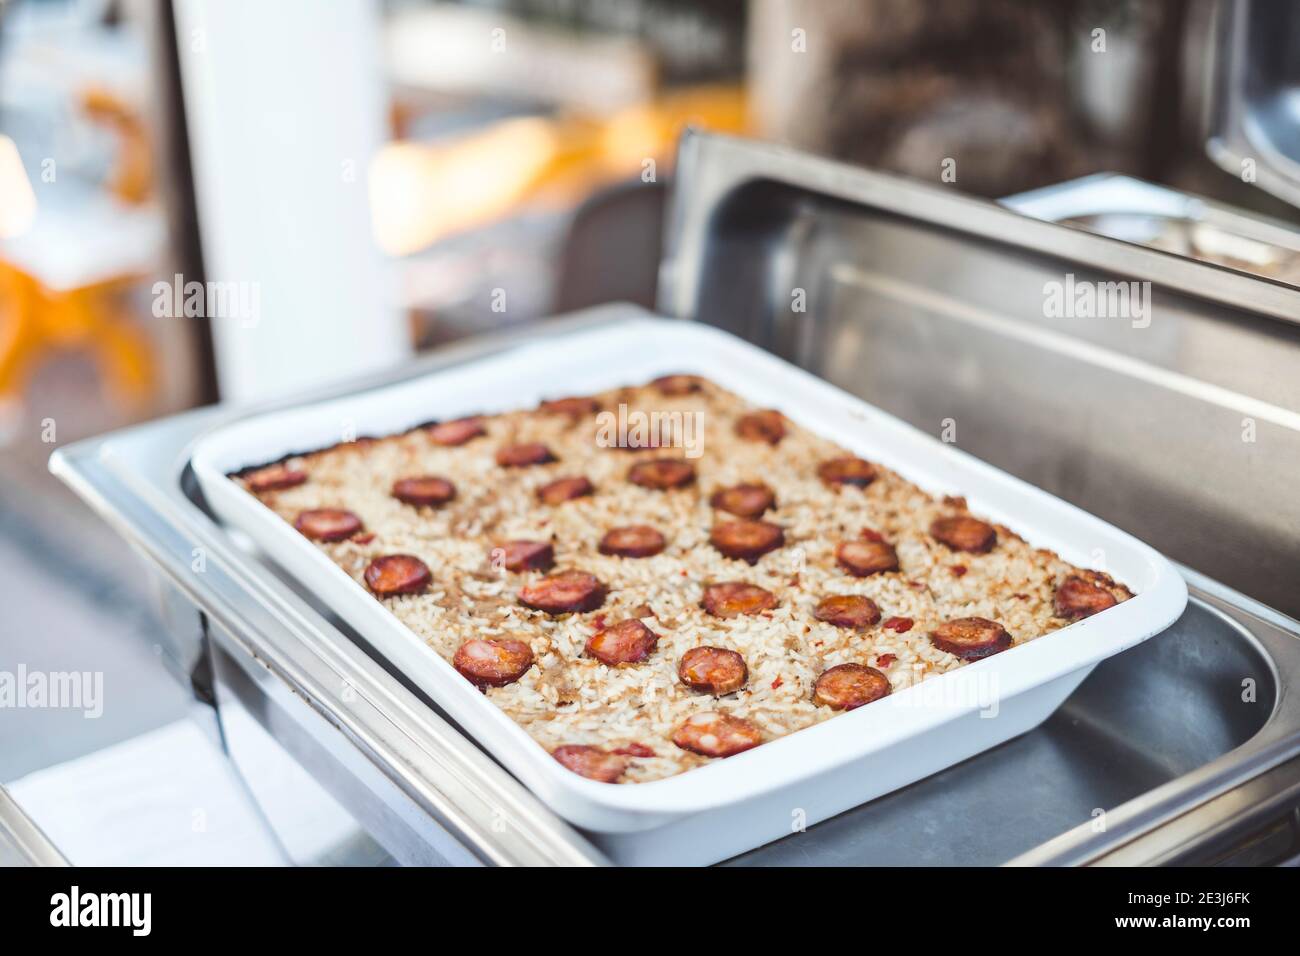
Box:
(0, 86, 158, 415)
(0, 259, 155, 412)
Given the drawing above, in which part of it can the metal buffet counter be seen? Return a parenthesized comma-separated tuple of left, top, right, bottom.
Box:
(49, 133, 1300, 866)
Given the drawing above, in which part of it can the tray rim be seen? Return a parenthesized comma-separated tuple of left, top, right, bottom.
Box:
(188, 310, 1188, 829)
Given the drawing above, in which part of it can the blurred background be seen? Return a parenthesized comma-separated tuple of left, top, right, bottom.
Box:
(1, 0, 1298, 858)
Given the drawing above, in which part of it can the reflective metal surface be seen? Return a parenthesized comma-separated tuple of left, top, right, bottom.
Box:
(0, 786, 68, 867)
(1207, 0, 1300, 210)
(1004, 174, 1300, 285)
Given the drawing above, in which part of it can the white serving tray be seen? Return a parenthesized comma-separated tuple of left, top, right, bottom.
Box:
(191, 310, 1187, 864)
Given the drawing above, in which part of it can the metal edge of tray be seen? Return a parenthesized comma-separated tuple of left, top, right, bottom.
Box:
(658, 130, 1300, 327)
(0, 785, 69, 867)
(1009, 566, 1300, 866)
(50, 304, 1300, 866)
(1001, 172, 1300, 254)
(49, 309, 642, 868)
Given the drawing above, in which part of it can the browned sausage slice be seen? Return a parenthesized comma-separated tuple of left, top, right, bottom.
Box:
(710, 519, 784, 564)
(813, 594, 882, 628)
(709, 483, 775, 519)
(452, 638, 534, 686)
(650, 373, 703, 396)
(701, 582, 777, 618)
(539, 396, 600, 417)
(671, 712, 763, 758)
(835, 539, 899, 577)
(392, 476, 456, 507)
(735, 409, 786, 445)
(813, 663, 891, 710)
(537, 475, 594, 505)
(613, 742, 655, 758)
(678, 646, 748, 695)
(929, 617, 1013, 660)
(627, 458, 695, 489)
(427, 417, 485, 446)
(930, 515, 997, 553)
(495, 540, 554, 572)
(496, 442, 556, 467)
(294, 508, 363, 542)
(598, 525, 667, 558)
(246, 463, 307, 492)
(552, 745, 627, 783)
(364, 554, 432, 596)
(817, 457, 878, 488)
(519, 570, 608, 614)
(1054, 576, 1118, 619)
(585, 619, 659, 666)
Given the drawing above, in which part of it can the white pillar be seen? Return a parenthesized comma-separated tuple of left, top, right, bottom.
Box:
(173, 0, 408, 403)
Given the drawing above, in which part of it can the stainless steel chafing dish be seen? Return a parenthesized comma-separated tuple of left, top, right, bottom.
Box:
(50, 133, 1300, 866)
(1003, 173, 1300, 286)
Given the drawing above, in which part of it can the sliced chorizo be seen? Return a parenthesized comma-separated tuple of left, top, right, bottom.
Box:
(598, 525, 666, 558)
(1054, 576, 1118, 620)
(817, 457, 878, 488)
(671, 711, 763, 758)
(294, 508, 363, 542)
(813, 663, 891, 710)
(627, 458, 695, 489)
(735, 409, 786, 445)
(539, 396, 600, 417)
(495, 540, 554, 573)
(930, 515, 997, 553)
(650, 373, 703, 396)
(835, 539, 899, 576)
(536, 475, 593, 505)
(928, 617, 1013, 660)
(710, 519, 784, 564)
(519, 570, 607, 614)
(496, 442, 556, 467)
(678, 646, 748, 695)
(246, 463, 307, 493)
(452, 638, 534, 687)
(585, 619, 659, 666)
(701, 582, 777, 618)
(364, 554, 432, 596)
(392, 475, 456, 507)
(813, 594, 882, 628)
(709, 483, 775, 519)
(552, 745, 627, 783)
(427, 416, 485, 446)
